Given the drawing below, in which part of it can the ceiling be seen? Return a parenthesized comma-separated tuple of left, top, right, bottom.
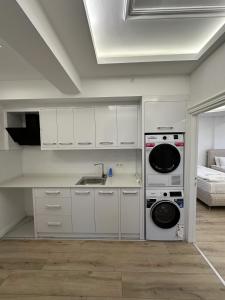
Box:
(0, 0, 225, 84)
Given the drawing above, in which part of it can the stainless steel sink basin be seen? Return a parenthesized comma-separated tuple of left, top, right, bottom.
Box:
(76, 176, 107, 185)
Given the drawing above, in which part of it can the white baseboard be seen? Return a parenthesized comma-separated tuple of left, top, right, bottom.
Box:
(0, 214, 26, 238)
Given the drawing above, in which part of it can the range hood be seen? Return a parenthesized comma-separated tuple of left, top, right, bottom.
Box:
(6, 113, 41, 146)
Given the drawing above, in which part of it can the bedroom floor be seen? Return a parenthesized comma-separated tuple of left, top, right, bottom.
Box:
(196, 199, 225, 281)
(0, 239, 224, 299)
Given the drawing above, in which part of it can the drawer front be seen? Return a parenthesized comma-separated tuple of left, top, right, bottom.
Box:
(35, 197, 71, 216)
(36, 215, 72, 233)
(33, 188, 71, 198)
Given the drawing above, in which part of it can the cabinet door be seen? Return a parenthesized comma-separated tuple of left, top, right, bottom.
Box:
(144, 101, 186, 132)
(121, 189, 140, 235)
(95, 189, 119, 234)
(57, 109, 74, 147)
(74, 108, 95, 148)
(40, 109, 57, 147)
(117, 105, 138, 147)
(72, 189, 95, 233)
(95, 106, 117, 147)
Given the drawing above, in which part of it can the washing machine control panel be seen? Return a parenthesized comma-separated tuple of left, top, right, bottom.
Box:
(146, 190, 184, 208)
(145, 134, 184, 149)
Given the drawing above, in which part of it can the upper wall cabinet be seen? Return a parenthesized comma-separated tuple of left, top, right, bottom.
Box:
(95, 106, 117, 148)
(74, 107, 95, 148)
(117, 105, 138, 147)
(57, 109, 74, 148)
(144, 101, 186, 133)
(40, 109, 58, 148)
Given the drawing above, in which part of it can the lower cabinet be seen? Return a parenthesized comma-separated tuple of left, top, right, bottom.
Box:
(33, 187, 140, 238)
(71, 189, 95, 234)
(94, 189, 119, 234)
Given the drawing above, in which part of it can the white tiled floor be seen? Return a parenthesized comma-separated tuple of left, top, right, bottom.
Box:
(4, 216, 34, 239)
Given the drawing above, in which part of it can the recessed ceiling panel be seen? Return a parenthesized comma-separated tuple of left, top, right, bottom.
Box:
(84, 0, 225, 64)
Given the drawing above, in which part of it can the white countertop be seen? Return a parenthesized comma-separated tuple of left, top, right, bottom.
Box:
(0, 173, 142, 188)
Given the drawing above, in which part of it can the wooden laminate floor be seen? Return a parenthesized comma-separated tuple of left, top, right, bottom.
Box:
(196, 199, 225, 282)
(0, 239, 224, 299)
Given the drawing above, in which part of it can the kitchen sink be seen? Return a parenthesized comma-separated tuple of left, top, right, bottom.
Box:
(76, 176, 107, 185)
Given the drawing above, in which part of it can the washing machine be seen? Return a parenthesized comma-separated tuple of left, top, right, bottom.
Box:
(146, 189, 184, 241)
(145, 133, 184, 187)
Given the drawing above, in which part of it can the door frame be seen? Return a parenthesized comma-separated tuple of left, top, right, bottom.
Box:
(185, 91, 225, 242)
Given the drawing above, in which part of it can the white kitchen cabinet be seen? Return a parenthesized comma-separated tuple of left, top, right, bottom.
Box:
(95, 189, 119, 234)
(36, 215, 72, 233)
(40, 109, 58, 147)
(71, 189, 95, 233)
(117, 105, 138, 147)
(95, 106, 117, 147)
(144, 101, 186, 132)
(57, 109, 74, 148)
(74, 107, 95, 148)
(120, 189, 140, 235)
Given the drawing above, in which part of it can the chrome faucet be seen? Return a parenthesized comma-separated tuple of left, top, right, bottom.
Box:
(94, 162, 105, 178)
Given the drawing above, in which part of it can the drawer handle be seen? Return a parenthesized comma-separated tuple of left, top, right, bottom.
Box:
(99, 142, 113, 145)
(78, 142, 92, 145)
(120, 142, 135, 145)
(99, 191, 113, 195)
(43, 143, 57, 145)
(157, 126, 174, 130)
(46, 204, 62, 209)
(123, 191, 138, 195)
(45, 191, 61, 195)
(59, 142, 73, 145)
(75, 191, 90, 195)
(47, 222, 61, 227)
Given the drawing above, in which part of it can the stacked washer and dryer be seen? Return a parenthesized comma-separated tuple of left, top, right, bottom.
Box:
(145, 133, 185, 240)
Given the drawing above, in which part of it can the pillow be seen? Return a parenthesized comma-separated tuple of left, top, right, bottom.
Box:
(215, 156, 221, 166)
(219, 157, 225, 166)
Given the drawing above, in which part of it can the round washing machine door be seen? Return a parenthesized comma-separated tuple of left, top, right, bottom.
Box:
(149, 144, 181, 173)
(151, 201, 180, 229)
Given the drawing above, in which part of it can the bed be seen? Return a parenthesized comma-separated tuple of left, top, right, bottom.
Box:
(197, 165, 225, 207)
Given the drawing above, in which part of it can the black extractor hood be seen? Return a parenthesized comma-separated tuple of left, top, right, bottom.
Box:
(6, 113, 41, 146)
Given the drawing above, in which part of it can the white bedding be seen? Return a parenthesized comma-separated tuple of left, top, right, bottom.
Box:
(197, 166, 225, 194)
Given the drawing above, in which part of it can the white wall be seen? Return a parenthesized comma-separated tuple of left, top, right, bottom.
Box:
(190, 42, 225, 107)
(198, 114, 225, 166)
(0, 150, 25, 237)
(22, 148, 138, 175)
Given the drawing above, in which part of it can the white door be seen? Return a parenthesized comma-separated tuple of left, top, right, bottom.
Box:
(144, 101, 186, 132)
(74, 107, 95, 148)
(95, 189, 119, 234)
(40, 109, 57, 147)
(57, 109, 74, 147)
(72, 189, 95, 233)
(95, 106, 117, 147)
(117, 105, 138, 147)
(120, 189, 140, 235)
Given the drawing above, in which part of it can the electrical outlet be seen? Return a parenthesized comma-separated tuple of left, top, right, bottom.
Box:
(116, 162, 123, 167)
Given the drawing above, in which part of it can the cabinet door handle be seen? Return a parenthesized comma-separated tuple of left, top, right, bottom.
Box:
(45, 191, 61, 195)
(78, 142, 92, 145)
(74, 191, 90, 195)
(157, 126, 174, 130)
(99, 142, 113, 145)
(123, 191, 138, 195)
(46, 204, 61, 209)
(120, 142, 135, 145)
(43, 143, 57, 145)
(99, 191, 113, 195)
(59, 142, 73, 145)
(47, 222, 61, 226)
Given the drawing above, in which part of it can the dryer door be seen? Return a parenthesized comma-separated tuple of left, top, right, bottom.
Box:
(151, 201, 180, 229)
(149, 144, 181, 173)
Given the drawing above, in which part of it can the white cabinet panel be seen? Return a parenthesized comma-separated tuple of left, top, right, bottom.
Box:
(117, 105, 138, 147)
(40, 109, 57, 147)
(121, 189, 140, 235)
(71, 189, 95, 233)
(57, 109, 74, 147)
(36, 215, 72, 233)
(144, 101, 186, 133)
(95, 106, 117, 147)
(74, 108, 95, 148)
(95, 189, 119, 234)
(35, 197, 71, 216)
